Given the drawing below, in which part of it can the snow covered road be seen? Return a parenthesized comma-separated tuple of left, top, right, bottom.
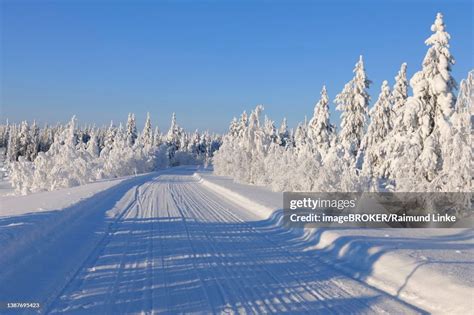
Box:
(0, 168, 426, 314)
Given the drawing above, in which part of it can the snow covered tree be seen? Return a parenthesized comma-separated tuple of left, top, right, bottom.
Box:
(100, 121, 116, 158)
(187, 130, 201, 156)
(102, 122, 144, 178)
(293, 122, 308, 153)
(153, 126, 162, 147)
(213, 118, 241, 177)
(18, 121, 31, 160)
(392, 63, 409, 112)
(7, 125, 19, 162)
(10, 116, 93, 194)
(214, 105, 266, 184)
(335, 56, 372, 162)
(432, 71, 472, 194)
(395, 13, 457, 189)
(87, 128, 100, 158)
(236, 111, 248, 139)
(38, 125, 54, 153)
(278, 117, 291, 148)
(382, 63, 409, 180)
(308, 85, 334, 156)
(166, 113, 183, 163)
(140, 112, 153, 151)
(126, 113, 138, 147)
(166, 113, 181, 147)
(359, 80, 392, 182)
(423, 12, 457, 126)
(27, 121, 40, 161)
(245, 105, 266, 184)
(7, 114, 177, 194)
(0, 120, 9, 149)
(228, 117, 239, 139)
(263, 116, 278, 147)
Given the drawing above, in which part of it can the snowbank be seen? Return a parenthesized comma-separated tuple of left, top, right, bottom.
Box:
(304, 229, 473, 314)
(196, 171, 474, 314)
(194, 171, 276, 220)
(0, 177, 126, 217)
(0, 173, 156, 272)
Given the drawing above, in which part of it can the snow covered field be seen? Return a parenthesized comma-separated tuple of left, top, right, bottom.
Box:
(0, 167, 472, 314)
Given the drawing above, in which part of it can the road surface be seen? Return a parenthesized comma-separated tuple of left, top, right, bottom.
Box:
(0, 168, 425, 314)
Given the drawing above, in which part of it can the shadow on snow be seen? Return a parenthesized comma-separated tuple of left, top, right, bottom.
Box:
(0, 167, 470, 314)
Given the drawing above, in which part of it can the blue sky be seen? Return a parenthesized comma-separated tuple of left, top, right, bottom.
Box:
(1, 0, 472, 133)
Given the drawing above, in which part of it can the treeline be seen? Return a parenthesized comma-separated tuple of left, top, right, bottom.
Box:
(214, 13, 472, 197)
(1, 113, 221, 194)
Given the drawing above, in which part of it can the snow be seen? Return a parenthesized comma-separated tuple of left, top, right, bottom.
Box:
(335, 55, 371, 161)
(213, 13, 470, 195)
(0, 176, 127, 217)
(196, 170, 474, 314)
(3, 167, 469, 314)
(0, 11, 471, 315)
(359, 80, 392, 180)
(6, 114, 221, 195)
(308, 85, 334, 156)
(0, 152, 13, 196)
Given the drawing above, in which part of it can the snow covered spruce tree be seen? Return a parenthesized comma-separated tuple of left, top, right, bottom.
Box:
(6, 124, 19, 162)
(140, 112, 154, 151)
(101, 116, 167, 178)
(213, 119, 238, 177)
(243, 105, 265, 184)
(166, 112, 182, 163)
(263, 116, 278, 146)
(335, 56, 372, 164)
(0, 120, 9, 149)
(164, 112, 204, 165)
(308, 85, 335, 157)
(278, 117, 291, 148)
(358, 80, 392, 186)
(7, 112, 218, 194)
(86, 128, 100, 158)
(5, 121, 42, 162)
(382, 63, 409, 181)
(18, 121, 31, 160)
(293, 121, 308, 154)
(126, 113, 138, 147)
(100, 121, 116, 158)
(10, 116, 97, 194)
(395, 13, 458, 191)
(153, 126, 162, 147)
(295, 125, 323, 191)
(432, 71, 472, 194)
(214, 105, 270, 185)
(392, 63, 409, 113)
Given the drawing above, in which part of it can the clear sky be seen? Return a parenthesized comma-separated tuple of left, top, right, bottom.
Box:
(1, 0, 472, 133)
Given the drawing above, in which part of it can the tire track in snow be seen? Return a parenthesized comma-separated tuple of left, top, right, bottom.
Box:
(47, 178, 157, 314)
(44, 184, 142, 314)
(150, 179, 214, 314)
(192, 179, 422, 314)
(45, 171, 423, 314)
(165, 175, 422, 314)
(172, 181, 305, 314)
(169, 182, 253, 314)
(190, 182, 417, 314)
(173, 180, 338, 314)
